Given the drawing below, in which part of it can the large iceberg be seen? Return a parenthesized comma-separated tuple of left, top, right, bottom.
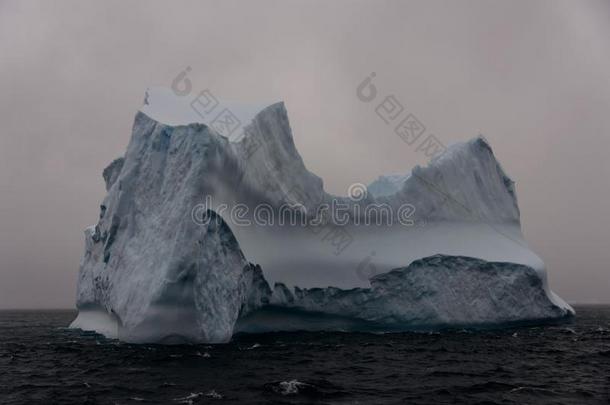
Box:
(70, 87, 573, 343)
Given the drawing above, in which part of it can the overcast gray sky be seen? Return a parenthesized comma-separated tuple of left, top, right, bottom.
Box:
(1, 0, 609, 308)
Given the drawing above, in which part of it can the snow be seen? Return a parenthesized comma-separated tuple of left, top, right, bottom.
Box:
(69, 89, 573, 343)
(70, 307, 119, 339)
(140, 87, 276, 141)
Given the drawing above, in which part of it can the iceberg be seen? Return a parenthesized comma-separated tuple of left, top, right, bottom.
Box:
(70, 87, 573, 343)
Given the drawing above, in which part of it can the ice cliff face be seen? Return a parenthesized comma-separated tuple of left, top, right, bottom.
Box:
(70, 88, 573, 343)
(237, 255, 569, 333)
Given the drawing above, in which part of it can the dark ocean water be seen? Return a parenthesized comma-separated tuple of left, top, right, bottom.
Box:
(1, 306, 609, 405)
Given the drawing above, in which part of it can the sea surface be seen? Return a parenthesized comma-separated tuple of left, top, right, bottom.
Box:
(1, 306, 609, 404)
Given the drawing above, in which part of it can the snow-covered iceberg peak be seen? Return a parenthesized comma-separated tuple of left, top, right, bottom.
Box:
(69, 90, 573, 343)
(140, 86, 277, 141)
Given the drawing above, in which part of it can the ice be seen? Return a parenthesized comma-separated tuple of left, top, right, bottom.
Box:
(236, 255, 571, 333)
(70, 307, 119, 339)
(69, 88, 573, 343)
(140, 87, 276, 141)
(367, 174, 409, 197)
